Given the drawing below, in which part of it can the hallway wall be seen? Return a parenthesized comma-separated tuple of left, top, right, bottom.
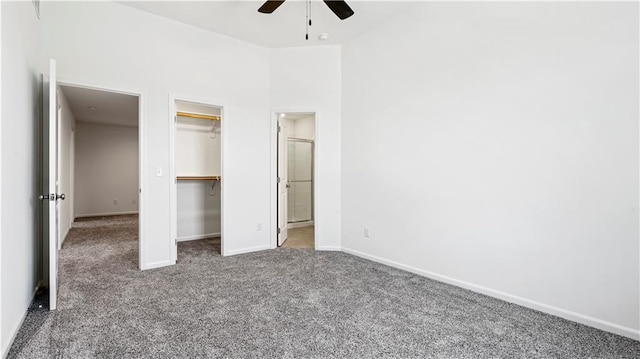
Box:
(74, 121, 138, 218)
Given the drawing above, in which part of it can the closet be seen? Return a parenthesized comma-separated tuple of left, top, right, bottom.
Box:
(174, 101, 222, 251)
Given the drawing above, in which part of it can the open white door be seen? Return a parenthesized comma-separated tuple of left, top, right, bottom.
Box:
(277, 118, 289, 246)
(42, 59, 61, 310)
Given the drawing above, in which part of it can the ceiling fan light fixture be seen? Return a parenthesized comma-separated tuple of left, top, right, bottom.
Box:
(318, 33, 330, 41)
(257, 0, 354, 20)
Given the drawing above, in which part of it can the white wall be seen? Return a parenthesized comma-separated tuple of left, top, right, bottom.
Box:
(270, 46, 342, 250)
(292, 115, 315, 140)
(0, 1, 41, 355)
(57, 88, 76, 246)
(177, 181, 221, 241)
(75, 121, 138, 218)
(175, 117, 221, 177)
(40, 1, 271, 265)
(341, 2, 639, 339)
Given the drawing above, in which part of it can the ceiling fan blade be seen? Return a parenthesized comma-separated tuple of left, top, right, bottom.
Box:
(323, 0, 354, 20)
(258, 0, 286, 14)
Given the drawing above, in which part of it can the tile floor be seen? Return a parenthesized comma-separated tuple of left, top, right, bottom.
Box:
(281, 225, 314, 249)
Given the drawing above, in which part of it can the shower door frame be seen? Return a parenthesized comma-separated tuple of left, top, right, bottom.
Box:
(286, 137, 315, 227)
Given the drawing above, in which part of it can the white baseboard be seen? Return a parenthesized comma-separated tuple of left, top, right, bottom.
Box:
(140, 260, 172, 271)
(59, 228, 70, 250)
(2, 285, 39, 359)
(341, 247, 640, 341)
(75, 211, 138, 219)
(316, 245, 341, 251)
(177, 233, 220, 242)
(224, 245, 271, 257)
(288, 221, 314, 229)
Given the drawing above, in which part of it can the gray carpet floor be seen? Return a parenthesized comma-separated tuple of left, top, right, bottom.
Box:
(7, 215, 640, 358)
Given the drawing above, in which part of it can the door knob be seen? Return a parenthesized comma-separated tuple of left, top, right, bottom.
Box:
(56, 194, 65, 200)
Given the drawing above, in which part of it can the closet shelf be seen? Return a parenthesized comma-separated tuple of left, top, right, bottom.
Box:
(176, 111, 221, 121)
(177, 176, 221, 181)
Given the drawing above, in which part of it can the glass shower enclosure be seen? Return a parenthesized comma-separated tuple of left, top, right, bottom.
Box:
(287, 139, 314, 223)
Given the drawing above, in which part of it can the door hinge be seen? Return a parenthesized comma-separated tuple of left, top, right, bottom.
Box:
(277, 177, 281, 183)
(277, 227, 281, 235)
(277, 125, 281, 133)
(174, 238, 177, 246)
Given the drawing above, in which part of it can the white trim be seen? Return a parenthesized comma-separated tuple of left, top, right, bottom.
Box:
(48, 59, 57, 311)
(341, 247, 640, 341)
(140, 260, 173, 271)
(74, 211, 138, 219)
(0, 2, 3, 350)
(1, 285, 39, 359)
(177, 233, 220, 242)
(138, 90, 144, 271)
(169, 94, 226, 261)
(59, 228, 70, 249)
(225, 245, 271, 256)
(169, 95, 177, 264)
(288, 221, 314, 229)
(270, 111, 279, 249)
(316, 246, 341, 251)
(270, 112, 277, 249)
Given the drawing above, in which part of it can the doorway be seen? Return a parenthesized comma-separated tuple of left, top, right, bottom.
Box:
(58, 84, 141, 266)
(169, 98, 224, 263)
(276, 112, 315, 248)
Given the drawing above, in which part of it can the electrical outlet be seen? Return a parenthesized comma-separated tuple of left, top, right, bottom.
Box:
(364, 227, 370, 238)
(132, 199, 136, 204)
(256, 222, 263, 231)
(113, 199, 118, 205)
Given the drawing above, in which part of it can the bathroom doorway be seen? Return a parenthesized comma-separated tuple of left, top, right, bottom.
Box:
(277, 112, 315, 248)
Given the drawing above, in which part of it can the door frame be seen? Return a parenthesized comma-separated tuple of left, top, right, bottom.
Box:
(57, 79, 145, 269)
(276, 116, 290, 246)
(168, 94, 226, 262)
(270, 109, 319, 250)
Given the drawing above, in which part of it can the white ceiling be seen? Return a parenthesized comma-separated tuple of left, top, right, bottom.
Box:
(59, 85, 139, 127)
(121, 1, 414, 48)
(279, 112, 314, 120)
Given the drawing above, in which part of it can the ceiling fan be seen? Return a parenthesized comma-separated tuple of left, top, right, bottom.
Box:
(258, 0, 355, 20)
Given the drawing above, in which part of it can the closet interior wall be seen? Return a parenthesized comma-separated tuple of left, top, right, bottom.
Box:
(174, 101, 222, 242)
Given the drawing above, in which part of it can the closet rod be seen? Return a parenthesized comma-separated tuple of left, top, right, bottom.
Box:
(177, 176, 221, 181)
(176, 111, 221, 121)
